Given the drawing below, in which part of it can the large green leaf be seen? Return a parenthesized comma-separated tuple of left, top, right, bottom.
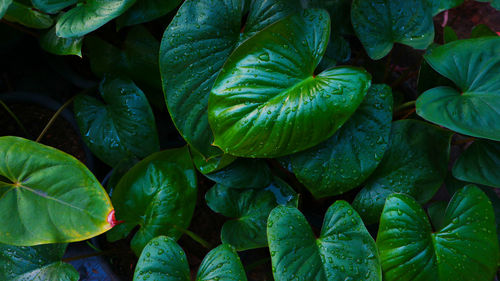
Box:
(0, 136, 114, 245)
(0, 0, 12, 19)
(4, 1, 53, 29)
(416, 37, 500, 141)
(107, 148, 197, 256)
(209, 9, 371, 158)
(204, 158, 272, 188)
(351, 0, 434, 60)
(0, 243, 78, 281)
(134, 236, 247, 281)
(116, 0, 182, 28)
(74, 76, 159, 167)
(267, 202, 381, 281)
(160, 0, 301, 160)
(55, 0, 136, 38)
(353, 120, 452, 224)
(280, 84, 393, 198)
(40, 26, 82, 57)
(377, 186, 499, 281)
(31, 0, 77, 14)
(453, 140, 500, 188)
(206, 177, 298, 251)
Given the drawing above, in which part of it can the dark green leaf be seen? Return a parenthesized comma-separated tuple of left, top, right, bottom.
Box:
(74, 76, 159, 167)
(40, 26, 82, 57)
(353, 120, 452, 224)
(443, 26, 458, 43)
(351, 0, 434, 59)
(453, 140, 500, 188)
(416, 37, 500, 141)
(31, 0, 77, 14)
(280, 84, 392, 198)
(470, 24, 497, 38)
(206, 177, 298, 250)
(107, 148, 197, 256)
(377, 186, 499, 281)
(190, 147, 236, 175)
(209, 9, 371, 158)
(427, 200, 447, 231)
(160, 0, 301, 159)
(416, 44, 455, 94)
(427, 0, 464, 16)
(0, 136, 114, 245)
(0, 0, 12, 18)
(204, 158, 272, 189)
(116, 0, 182, 28)
(4, 1, 53, 29)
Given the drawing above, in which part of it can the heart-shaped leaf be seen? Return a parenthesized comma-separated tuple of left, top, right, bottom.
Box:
(107, 147, 197, 256)
(351, 0, 434, 60)
(134, 236, 247, 281)
(32, 0, 77, 14)
(116, 0, 182, 28)
(0, 136, 114, 245)
(377, 185, 499, 281)
(0, 0, 12, 19)
(280, 84, 393, 198)
(55, 0, 136, 38)
(353, 120, 452, 224)
(40, 26, 83, 57)
(4, 1, 53, 29)
(206, 177, 298, 251)
(209, 9, 371, 158)
(74, 76, 159, 167)
(453, 140, 500, 188)
(416, 37, 500, 141)
(204, 158, 272, 189)
(160, 0, 301, 160)
(0, 243, 78, 281)
(267, 202, 381, 281)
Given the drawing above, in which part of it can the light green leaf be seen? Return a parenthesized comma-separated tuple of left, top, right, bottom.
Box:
(351, 0, 434, 60)
(209, 9, 371, 158)
(267, 202, 381, 281)
(416, 37, 500, 141)
(31, 0, 77, 14)
(74, 76, 159, 167)
(453, 140, 500, 188)
(206, 177, 298, 251)
(353, 120, 452, 224)
(116, 0, 182, 28)
(377, 186, 499, 281)
(40, 26, 82, 57)
(0, 136, 114, 245)
(4, 1, 53, 29)
(280, 84, 392, 198)
(0, 0, 12, 19)
(107, 148, 197, 256)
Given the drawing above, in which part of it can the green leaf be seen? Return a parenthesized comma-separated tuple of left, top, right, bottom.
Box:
(160, 0, 301, 159)
(4, 1, 53, 29)
(267, 202, 381, 281)
(351, 0, 434, 60)
(134, 236, 247, 281)
(453, 140, 500, 188)
(116, 0, 182, 28)
(190, 147, 236, 175)
(0, 243, 78, 281)
(280, 84, 393, 198)
(0, 0, 12, 19)
(0, 136, 114, 245)
(74, 76, 159, 167)
(427, 0, 464, 15)
(107, 148, 197, 256)
(31, 0, 77, 14)
(353, 120, 452, 224)
(204, 158, 272, 189)
(209, 9, 371, 158)
(377, 186, 499, 281)
(427, 200, 447, 230)
(55, 0, 136, 38)
(443, 26, 458, 43)
(206, 177, 298, 251)
(470, 24, 497, 38)
(416, 37, 500, 141)
(40, 26, 82, 57)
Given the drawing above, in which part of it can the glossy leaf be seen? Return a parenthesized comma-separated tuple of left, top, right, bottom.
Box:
(40, 26, 83, 57)
(206, 177, 298, 250)
(416, 37, 500, 141)
(209, 9, 371, 158)
(160, 0, 301, 159)
(31, 0, 77, 14)
(353, 120, 452, 224)
(204, 158, 272, 188)
(0, 243, 78, 281)
(4, 1, 53, 29)
(190, 147, 236, 175)
(427, 0, 464, 15)
(74, 76, 159, 167)
(0, 136, 114, 245)
(377, 186, 499, 281)
(55, 0, 136, 38)
(134, 236, 247, 281)
(267, 202, 381, 281)
(107, 148, 197, 256)
(117, 0, 182, 28)
(0, 0, 12, 19)
(351, 0, 434, 60)
(453, 140, 500, 188)
(280, 84, 393, 198)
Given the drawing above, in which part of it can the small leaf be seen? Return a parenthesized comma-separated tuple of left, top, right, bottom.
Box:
(443, 26, 458, 43)
(74, 76, 159, 167)
(116, 0, 182, 28)
(0, 136, 114, 245)
(377, 186, 499, 281)
(453, 140, 500, 188)
(31, 0, 77, 14)
(0, 0, 12, 19)
(470, 23, 497, 38)
(40, 26, 82, 57)
(4, 1, 53, 29)
(353, 120, 452, 224)
(107, 148, 197, 256)
(416, 37, 500, 141)
(267, 202, 381, 281)
(206, 177, 298, 250)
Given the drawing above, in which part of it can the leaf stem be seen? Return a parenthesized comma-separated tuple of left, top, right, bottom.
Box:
(173, 225, 212, 249)
(36, 95, 77, 142)
(0, 100, 31, 138)
(86, 240, 103, 252)
(394, 100, 416, 112)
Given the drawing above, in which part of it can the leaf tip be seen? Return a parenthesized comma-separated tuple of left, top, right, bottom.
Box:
(107, 209, 124, 228)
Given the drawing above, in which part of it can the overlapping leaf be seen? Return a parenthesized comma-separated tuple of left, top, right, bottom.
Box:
(203, 158, 272, 188)
(4, 1, 53, 29)
(117, 0, 182, 28)
(453, 140, 500, 188)
(32, 0, 77, 14)
(0, 0, 12, 19)
(40, 26, 83, 57)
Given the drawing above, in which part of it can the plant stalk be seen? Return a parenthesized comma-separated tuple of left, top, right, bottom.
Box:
(36, 95, 77, 142)
(173, 225, 212, 249)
